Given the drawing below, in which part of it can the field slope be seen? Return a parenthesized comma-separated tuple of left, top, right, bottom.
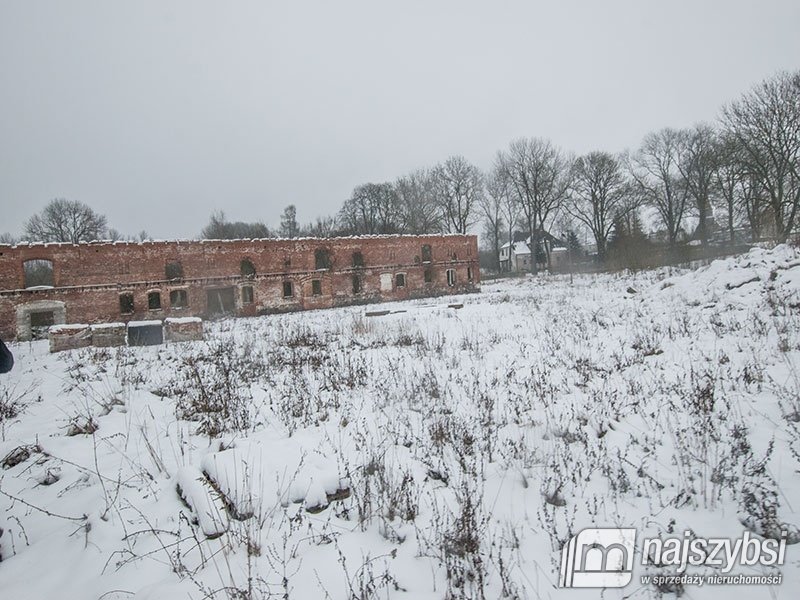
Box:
(1, 245, 799, 599)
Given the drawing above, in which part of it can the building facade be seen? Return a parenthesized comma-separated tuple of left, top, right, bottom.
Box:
(499, 240, 532, 272)
(499, 233, 567, 273)
(0, 234, 480, 341)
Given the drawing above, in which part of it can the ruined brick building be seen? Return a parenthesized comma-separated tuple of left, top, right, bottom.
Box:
(0, 234, 480, 341)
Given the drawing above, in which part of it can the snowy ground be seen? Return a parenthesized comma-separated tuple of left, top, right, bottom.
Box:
(1, 245, 800, 599)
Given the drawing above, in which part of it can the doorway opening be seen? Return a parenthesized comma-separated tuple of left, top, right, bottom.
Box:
(206, 287, 236, 317)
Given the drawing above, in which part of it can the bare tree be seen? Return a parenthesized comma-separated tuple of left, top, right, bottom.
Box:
(629, 128, 691, 247)
(714, 132, 769, 243)
(395, 169, 441, 234)
(338, 183, 403, 235)
(715, 133, 741, 243)
(497, 138, 571, 272)
(201, 211, 227, 238)
(677, 124, 719, 245)
(739, 173, 769, 241)
(24, 198, 108, 243)
(480, 168, 509, 271)
(567, 151, 634, 260)
(202, 211, 272, 239)
(0, 233, 18, 245)
(279, 205, 300, 238)
(430, 156, 482, 234)
(721, 70, 800, 242)
(302, 215, 338, 238)
(495, 163, 518, 270)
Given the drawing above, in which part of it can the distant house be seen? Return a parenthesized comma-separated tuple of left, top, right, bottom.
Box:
(499, 240, 532, 272)
(549, 247, 569, 270)
(500, 232, 566, 272)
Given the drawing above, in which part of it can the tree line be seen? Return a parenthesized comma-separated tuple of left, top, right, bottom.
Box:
(4, 70, 797, 275)
(288, 69, 800, 272)
(325, 69, 800, 273)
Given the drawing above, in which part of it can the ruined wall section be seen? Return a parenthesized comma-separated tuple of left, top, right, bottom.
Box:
(0, 235, 480, 340)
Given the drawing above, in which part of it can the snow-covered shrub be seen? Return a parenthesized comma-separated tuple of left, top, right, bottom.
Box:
(169, 339, 257, 436)
(0, 381, 37, 439)
(349, 454, 420, 539)
(738, 440, 787, 540)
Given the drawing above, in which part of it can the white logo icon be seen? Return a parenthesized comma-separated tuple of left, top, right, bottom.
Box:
(559, 528, 636, 588)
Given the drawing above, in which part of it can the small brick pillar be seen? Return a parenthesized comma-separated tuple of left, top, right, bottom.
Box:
(164, 317, 204, 342)
(49, 324, 92, 353)
(91, 323, 127, 347)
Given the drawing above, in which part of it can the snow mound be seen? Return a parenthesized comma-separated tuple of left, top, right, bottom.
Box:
(653, 244, 800, 306)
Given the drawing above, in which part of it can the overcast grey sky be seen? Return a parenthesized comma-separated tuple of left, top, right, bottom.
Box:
(1, 0, 798, 239)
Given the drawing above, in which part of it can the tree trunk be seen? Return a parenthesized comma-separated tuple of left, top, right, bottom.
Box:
(596, 236, 606, 262)
(697, 202, 708, 246)
(728, 200, 735, 244)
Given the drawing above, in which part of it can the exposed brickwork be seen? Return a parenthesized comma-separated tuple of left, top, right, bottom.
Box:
(49, 324, 92, 353)
(1, 235, 479, 340)
(165, 318, 204, 343)
(91, 323, 127, 348)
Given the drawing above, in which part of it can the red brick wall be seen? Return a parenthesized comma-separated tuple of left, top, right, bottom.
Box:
(164, 318, 204, 343)
(0, 235, 480, 340)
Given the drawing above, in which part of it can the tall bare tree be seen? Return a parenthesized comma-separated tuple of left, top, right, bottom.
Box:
(714, 132, 770, 243)
(721, 70, 800, 242)
(629, 128, 691, 247)
(497, 138, 571, 272)
(486, 159, 519, 271)
(678, 124, 719, 245)
(24, 198, 108, 243)
(498, 169, 518, 267)
(395, 169, 441, 234)
(480, 168, 510, 271)
(567, 151, 634, 260)
(338, 183, 403, 235)
(302, 215, 338, 238)
(202, 211, 272, 239)
(715, 133, 742, 243)
(430, 155, 482, 234)
(739, 173, 769, 241)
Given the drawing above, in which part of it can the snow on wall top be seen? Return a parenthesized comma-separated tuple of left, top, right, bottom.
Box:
(0, 233, 474, 250)
(127, 320, 164, 327)
(164, 317, 203, 324)
(90, 322, 126, 330)
(49, 323, 90, 332)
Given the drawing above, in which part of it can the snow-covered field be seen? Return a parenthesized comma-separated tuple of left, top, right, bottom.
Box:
(2, 246, 800, 600)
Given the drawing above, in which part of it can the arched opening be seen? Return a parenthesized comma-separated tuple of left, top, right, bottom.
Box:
(119, 292, 135, 314)
(170, 289, 188, 308)
(240, 258, 256, 279)
(148, 291, 162, 310)
(23, 259, 54, 288)
(165, 261, 184, 281)
(315, 248, 332, 270)
(421, 244, 432, 262)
